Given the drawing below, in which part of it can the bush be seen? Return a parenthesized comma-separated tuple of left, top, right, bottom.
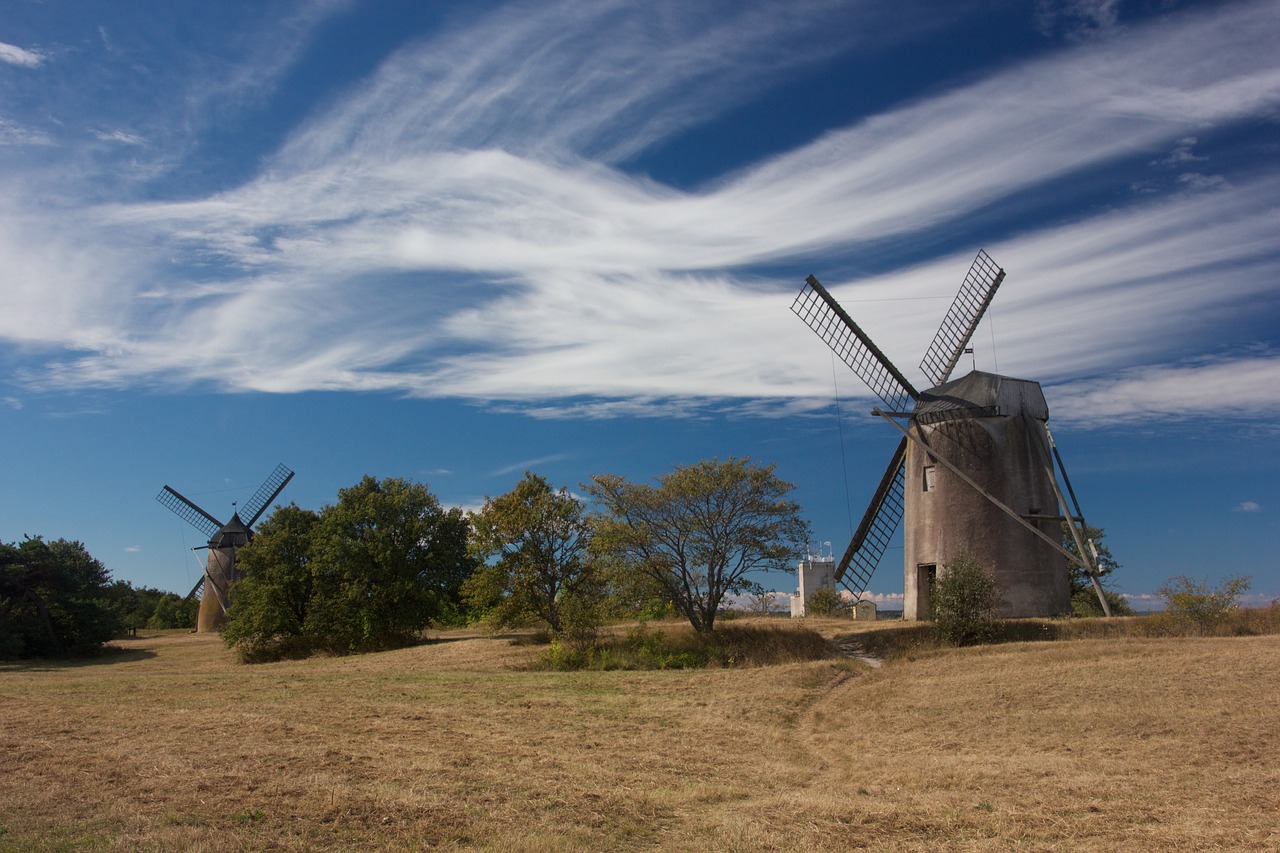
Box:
(1150, 574, 1252, 635)
(805, 586, 846, 617)
(533, 623, 836, 671)
(1071, 588, 1134, 618)
(932, 553, 998, 647)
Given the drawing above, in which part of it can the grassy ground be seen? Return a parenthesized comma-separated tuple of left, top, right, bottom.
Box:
(2, 621, 1277, 851)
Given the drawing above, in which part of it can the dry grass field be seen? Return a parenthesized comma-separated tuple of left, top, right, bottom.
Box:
(2, 621, 1277, 851)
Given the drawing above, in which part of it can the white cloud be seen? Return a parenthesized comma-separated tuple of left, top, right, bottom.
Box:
(124, 545, 142, 553)
(1152, 137, 1206, 167)
(1035, 0, 1121, 41)
(1047, 353, 1280, 428)
(0, 118, 52, 146)
(0, 42, 45, 68)
(1234, 501, 1262, 513)
(1176, 172, 1230, 191)
(91, 129, 146, 146)
(3, 0, 1280, 430)
(491, 454, 571, 477)
(2, 396, 21, 410)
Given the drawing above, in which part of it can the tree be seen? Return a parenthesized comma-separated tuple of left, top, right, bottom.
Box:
(103, 581, 196, 632)
(586, 457, 809, 633)
(222, 503, 319, 660)
(147, 593, 197, 630)
(303, 476, 472, 653)
(463, 472, 603, 636)
(222, 478, 477, 661)
(1, 537, 121, 658)
(804, 586, 846, 618)
(932, 552, 998, 647)
(1062, 524, 1133, 616)
(421, 507, 476, 627)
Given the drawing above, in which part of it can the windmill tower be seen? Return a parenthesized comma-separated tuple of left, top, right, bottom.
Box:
(156, 463, 294, 632)
(792, 251, 1109, 619)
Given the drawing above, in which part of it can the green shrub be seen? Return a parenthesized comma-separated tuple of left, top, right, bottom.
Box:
(932, 553, 998, 647)
(1148, 574, 1253, 635)
(1071, 588, 1134, 617)
(533, 623, 835, 671)
(805, 586, 846, 617)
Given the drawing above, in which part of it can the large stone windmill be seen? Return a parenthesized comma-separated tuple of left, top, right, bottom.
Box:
(792, 251, 1109, 619)
(157, 464, 294, 632)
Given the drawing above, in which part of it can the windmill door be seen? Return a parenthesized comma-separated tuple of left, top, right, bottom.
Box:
(916, 564, 937, 620)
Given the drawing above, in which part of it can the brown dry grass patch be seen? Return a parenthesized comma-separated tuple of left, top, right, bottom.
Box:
(1, 622, 1277, 850)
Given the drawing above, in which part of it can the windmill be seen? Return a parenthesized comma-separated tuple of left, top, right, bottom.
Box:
(792, 251, 1110, 619)
(156, 463, 294, 632)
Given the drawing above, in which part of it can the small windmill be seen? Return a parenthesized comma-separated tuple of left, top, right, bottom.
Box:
(157, 463, 294, 632)
(792, 252, 1109, 619)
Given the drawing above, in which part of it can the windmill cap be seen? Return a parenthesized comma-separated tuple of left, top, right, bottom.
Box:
(913, 370, 1048, 424)
(210, 513, 253, 547)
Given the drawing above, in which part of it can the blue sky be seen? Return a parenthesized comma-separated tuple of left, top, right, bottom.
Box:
(2, 0, 1278, 609)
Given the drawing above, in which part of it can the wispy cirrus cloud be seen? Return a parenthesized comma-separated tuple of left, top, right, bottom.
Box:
(1035, 0, 1121, 41)
(2, 0, 1279, 430)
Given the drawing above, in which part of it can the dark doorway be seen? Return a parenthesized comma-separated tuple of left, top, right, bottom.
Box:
(917, 563, 937, 619)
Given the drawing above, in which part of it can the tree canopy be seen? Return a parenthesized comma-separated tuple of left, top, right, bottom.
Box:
(587, 457, 809, 633)
(223, 477, 477, 661)
(464, 472, 602, 635)
(1, 537, 120, 658)
(221, 503, 319, 659)
(1063, 524, 1132, 616)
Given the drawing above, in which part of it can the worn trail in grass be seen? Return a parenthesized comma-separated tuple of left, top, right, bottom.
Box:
(2, 626, 1277, 851)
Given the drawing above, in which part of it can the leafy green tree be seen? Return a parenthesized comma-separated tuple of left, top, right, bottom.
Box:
(804, 586, 846, 618)
(222, 504, 319, 659)
(0, 537, 121, 658)
(305, 476, 471, 653)
(932, 553, 998, 647)
(222, 480, 476, 661)
(422, 507, 476, 627)
(103, 581, 196, 632)
(464, 472, 603, 636)
(587, 457, 809, 633)
(147, 593, 197, 630)
(1063, 524, 1133, 616)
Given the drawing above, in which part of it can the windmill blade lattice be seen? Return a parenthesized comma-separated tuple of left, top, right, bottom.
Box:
(792, 275, 918, 412)
(918, 250, 1005, 387)
(241, 463, 295, 527)
(156, 486, 222, 540)
(835, 437, 906, 597)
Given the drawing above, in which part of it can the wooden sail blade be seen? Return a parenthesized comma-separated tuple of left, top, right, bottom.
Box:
(918, 250, 1005, 387)
(793, 275, 918, 412)
(242, 463, 294, 527)
(156, 486, 222, 540)
(835, 438, 907, 597)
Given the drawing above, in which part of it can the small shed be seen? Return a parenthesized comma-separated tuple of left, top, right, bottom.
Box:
(853, 600, 877, 621)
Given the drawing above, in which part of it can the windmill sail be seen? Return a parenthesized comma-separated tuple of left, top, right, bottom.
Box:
(918, 250, 1005, 387)
(792, 275, 918, 412)
(835, 437, 906, 597)
(242, 463, 295, 526)
(156, 486, 222, 540)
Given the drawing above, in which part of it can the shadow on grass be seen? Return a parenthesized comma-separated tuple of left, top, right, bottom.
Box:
(0, 644, 159, 672)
